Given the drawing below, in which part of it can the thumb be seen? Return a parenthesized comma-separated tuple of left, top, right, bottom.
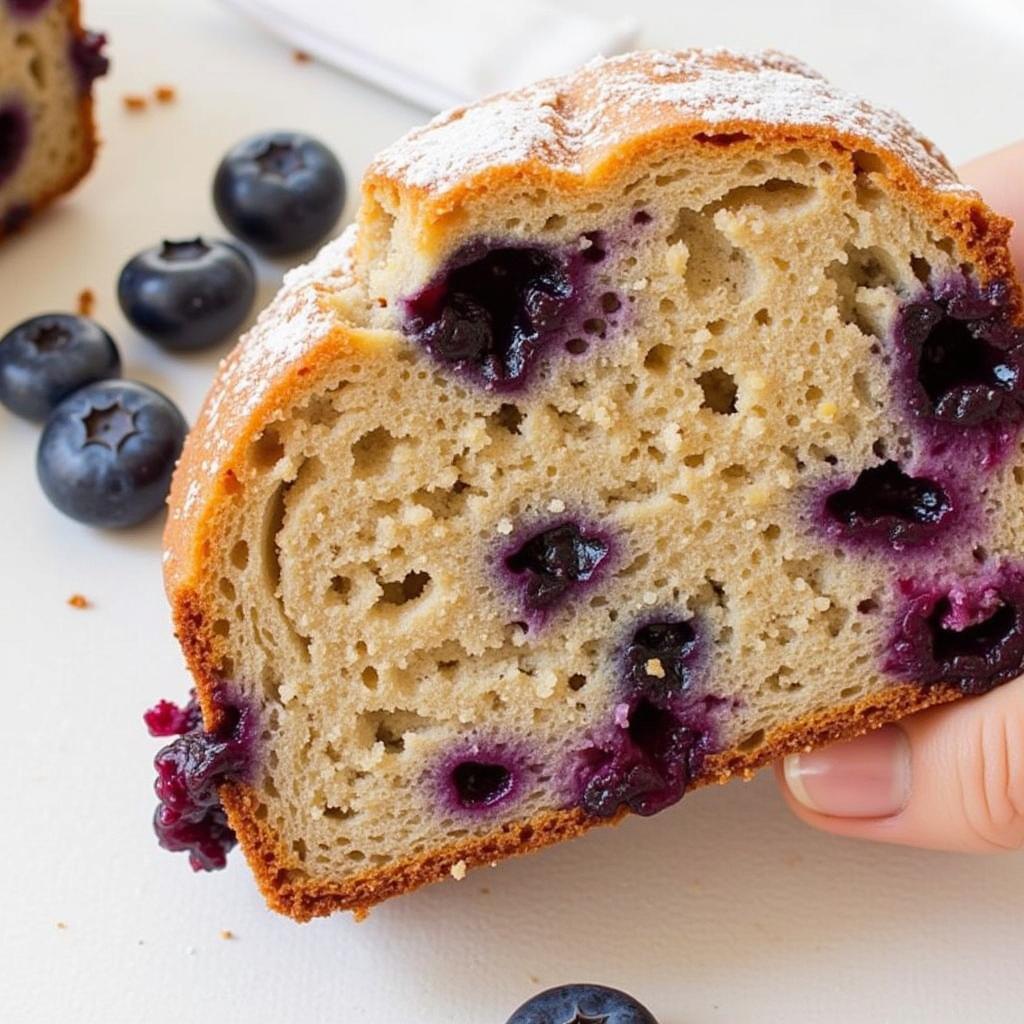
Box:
(777, 679, 1024, 853)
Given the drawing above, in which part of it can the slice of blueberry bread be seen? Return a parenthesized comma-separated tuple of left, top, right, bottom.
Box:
(159, 50, 1024, 920)
(0, 0, 108, 239)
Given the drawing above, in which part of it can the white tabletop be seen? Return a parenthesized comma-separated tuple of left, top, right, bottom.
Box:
(2, 1, 1022, 1021)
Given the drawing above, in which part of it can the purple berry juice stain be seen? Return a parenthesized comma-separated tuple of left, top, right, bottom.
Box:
(886, 563, 1024, 695)
(574, 615, 727, 818)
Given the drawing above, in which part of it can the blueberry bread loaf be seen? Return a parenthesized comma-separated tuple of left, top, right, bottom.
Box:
(159, 50, 1024, 920)
(0, 0, 108, 239)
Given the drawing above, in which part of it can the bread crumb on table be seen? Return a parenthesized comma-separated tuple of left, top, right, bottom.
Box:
(219, 929, 235, 940)
(292, 49, 313, 63)
(67, 594, 91, 609)
(122, 94, 148, 111)
(76, 289, 95, 317)
(154, 85, 177, 104)
(56, 921, 67, 930)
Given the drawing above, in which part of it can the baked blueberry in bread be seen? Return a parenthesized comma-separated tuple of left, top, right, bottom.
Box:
(0, 0, 108, 240)
(159, 50, 1024, 920)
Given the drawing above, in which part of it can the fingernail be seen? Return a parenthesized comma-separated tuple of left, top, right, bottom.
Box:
(783, 724, 911, 818)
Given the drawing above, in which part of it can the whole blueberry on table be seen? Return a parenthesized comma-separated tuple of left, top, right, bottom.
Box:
(117, 237, 255, 351)
(37, 380, 187, 527)
(0, 314, 120, 421)
(505, 983, 659, 1024)
(213, 131, 345, 256)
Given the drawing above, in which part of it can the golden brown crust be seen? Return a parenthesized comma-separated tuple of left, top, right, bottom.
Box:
(221, 680, 960, 922)
(162, 49, 1024, 920)
(0, 0, 103, 242)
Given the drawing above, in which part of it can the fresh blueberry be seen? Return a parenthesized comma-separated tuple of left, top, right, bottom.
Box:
(405, 245, 576, 390)
(0, 101, 29, 187)
(117, 237, 256, 352)
(505, 983, 659, 1024)
(36, 380, 187, 527)
(505, 522, 609, 614)
(823, 460, 953, 550)
(0, 314, 121, 421)
(213, 131, 346, 256)
(149, 691, 255, 872)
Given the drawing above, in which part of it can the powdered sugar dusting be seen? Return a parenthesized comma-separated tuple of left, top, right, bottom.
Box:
(374, 82, 572, 191)
(370, 49, 971, 197)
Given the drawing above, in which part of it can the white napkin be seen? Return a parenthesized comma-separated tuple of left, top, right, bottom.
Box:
(220, 0, 638, 111)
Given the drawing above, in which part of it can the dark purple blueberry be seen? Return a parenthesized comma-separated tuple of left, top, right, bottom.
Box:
(895, 278, 1024, 428)
(404, 244, 576, 389)
(213, 131, 346, 256)
(580, 698, 697, 818)
(0, 314, 121, 421)
(887, 570, 1024, 695)
(505, 522, 609, 614)
(823, 460, 953, 550)
(150, 692, 255, 872)
(505, 984, 659, 1024)
(625, 619, 700, 694)
(0, 102, 29, 187)
(117, 238, 255, 351)
(36, 380, 187, 528)
(437, 744, 523, 815)
(579, 616, 713, 819)
(69, 31, 110, 91)
(452, 760, 513, 809)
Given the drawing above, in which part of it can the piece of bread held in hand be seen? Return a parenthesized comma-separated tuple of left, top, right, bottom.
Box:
(159, 49, 1024, 920)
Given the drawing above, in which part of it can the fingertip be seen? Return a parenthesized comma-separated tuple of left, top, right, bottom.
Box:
(778, 726, 910, 820)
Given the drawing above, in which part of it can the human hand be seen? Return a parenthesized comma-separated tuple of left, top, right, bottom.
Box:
(777, 140, 1024, 853)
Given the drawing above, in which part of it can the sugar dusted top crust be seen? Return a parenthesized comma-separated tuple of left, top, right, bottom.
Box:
(368, 49, 968, 199)
(166, 48, 1005, 603)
